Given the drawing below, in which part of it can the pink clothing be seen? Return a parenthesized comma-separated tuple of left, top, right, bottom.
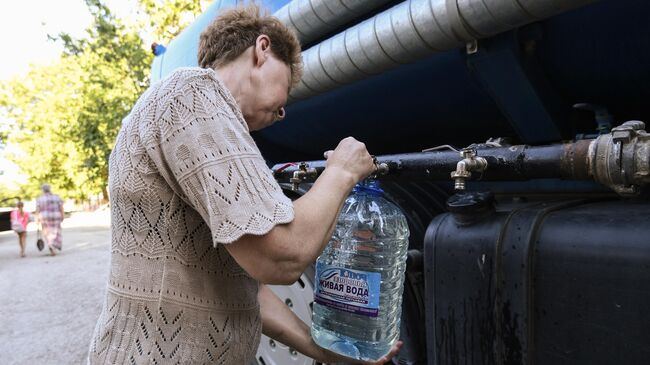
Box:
(10, 209, 29, 231)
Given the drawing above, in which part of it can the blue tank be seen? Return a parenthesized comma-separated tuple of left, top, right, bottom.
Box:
(151, 0, 650, 164)
(150, 0, 292, 82)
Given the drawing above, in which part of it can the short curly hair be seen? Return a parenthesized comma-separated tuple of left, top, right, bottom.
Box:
(198, 4, 303, 88)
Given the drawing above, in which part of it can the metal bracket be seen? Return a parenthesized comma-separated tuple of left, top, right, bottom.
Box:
(465, 29, 566, 144)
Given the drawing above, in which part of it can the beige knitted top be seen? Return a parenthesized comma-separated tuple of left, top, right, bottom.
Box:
(88, 68, 294, 364)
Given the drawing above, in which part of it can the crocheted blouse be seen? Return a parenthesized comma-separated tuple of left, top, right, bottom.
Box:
(88, 67, 294, 364)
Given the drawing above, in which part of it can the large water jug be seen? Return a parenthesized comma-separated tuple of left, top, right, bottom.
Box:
(311, 180, 409, 361)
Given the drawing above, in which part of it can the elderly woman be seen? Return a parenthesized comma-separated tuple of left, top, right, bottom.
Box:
(88, 5, 400, 365)
(35, 184, 64, 256)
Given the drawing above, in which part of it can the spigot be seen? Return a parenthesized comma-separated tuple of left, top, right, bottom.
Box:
(451, 162, 472, 190)
(289, 162, 318, 191)
(369, 157, 389, 179)
(450, 148, 488, 191)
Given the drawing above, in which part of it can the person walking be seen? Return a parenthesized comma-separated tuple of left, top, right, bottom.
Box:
(10, 200, 29, 257)
(35, 184, 64, 256)
(88, 4, 400, 365)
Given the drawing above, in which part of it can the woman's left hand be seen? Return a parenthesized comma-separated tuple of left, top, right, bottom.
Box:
(320, 341, 403, 365)
(361, 341, 403, 365)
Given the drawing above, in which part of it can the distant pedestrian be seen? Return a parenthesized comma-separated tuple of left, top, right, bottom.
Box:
(10, 200, 29, 257)
(35, 184, 64, 256)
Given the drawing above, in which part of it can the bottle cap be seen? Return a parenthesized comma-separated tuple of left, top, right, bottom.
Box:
(446, 191, 495, 225)
(353, 180, 384, 196)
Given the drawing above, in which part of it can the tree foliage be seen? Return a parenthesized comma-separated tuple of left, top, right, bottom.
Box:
(61, 0, 152, 200)
(0, 0, 205, 201)
(139, 0, 209, 44)
(0, 61, 87, 199)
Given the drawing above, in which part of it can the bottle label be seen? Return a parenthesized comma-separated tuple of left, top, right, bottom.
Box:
(314, 262, 381, 317)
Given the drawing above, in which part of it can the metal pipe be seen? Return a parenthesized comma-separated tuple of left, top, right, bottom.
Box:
(272, 140, 593, 183)
(273, 121, 650, 196)
(289, 0, 597, 101)
(273, 0, 395, 46)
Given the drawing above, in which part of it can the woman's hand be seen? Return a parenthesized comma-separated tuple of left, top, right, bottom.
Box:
(324, 137, 375, 185)
(319, 341, 403, 365)
(361, 342, 403, 365)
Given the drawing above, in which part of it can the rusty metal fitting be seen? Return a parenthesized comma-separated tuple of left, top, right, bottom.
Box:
(588, 120, 650, 195)
(369, 156, 390, 179)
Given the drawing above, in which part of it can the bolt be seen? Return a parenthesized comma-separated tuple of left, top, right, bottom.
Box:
(269, 339, 276, 348)
(285, 298, 293, 308)
(466, 40, 478, 54)
(454, 178, 466, 191)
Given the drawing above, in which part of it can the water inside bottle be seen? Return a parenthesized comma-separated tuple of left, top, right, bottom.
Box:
(311, 181, 409, 361)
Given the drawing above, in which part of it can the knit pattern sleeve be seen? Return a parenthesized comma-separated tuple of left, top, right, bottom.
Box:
(140, 69, 294, 245)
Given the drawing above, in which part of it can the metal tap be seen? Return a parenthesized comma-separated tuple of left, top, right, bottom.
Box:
(370, 157, 389, 179)
(450, 148, 488, 191)
(289, 162, 318, 191)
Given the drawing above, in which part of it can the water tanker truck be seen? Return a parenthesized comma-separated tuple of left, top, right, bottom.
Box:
(150, 0, 650, 364)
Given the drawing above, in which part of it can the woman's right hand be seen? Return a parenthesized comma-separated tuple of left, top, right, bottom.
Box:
(324, 137, 375, 185)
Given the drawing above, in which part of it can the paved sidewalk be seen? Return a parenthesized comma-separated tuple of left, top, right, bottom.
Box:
(0, 211, 112, 365)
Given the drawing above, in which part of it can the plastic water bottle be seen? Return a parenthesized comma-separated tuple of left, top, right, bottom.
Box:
(311, 180, 409, 361)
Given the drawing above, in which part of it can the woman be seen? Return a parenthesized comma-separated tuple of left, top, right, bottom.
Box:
(10, 201, 29, 257)
(89, 5, 400, 364)
(35, 184, 64, 256)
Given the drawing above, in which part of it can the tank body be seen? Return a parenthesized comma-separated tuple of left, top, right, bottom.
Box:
(424, 198, 650, 365)
(151, 0, 650, 163)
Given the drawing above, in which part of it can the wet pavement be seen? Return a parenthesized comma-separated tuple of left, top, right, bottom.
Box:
(0, 211, 111, 365)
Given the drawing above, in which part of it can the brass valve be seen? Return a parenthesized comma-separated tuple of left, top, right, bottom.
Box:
(289, 162, 318, 191)
(450, 148, 488, 191)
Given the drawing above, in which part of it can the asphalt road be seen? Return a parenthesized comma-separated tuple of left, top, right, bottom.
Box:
(0, 211, 111, 365)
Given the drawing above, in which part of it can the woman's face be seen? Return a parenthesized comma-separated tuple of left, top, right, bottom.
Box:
(243, 40, 292, 131)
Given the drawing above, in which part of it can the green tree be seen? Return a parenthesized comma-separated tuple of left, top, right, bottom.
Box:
(59, 0, 152, 200)
(0, 0, 205, 201)
(0, 60, 89, 199)
(138, 0, 208, 44)
(1, 0, 151, 200)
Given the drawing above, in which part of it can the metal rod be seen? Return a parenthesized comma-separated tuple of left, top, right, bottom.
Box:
(272, 140, 593, 184)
